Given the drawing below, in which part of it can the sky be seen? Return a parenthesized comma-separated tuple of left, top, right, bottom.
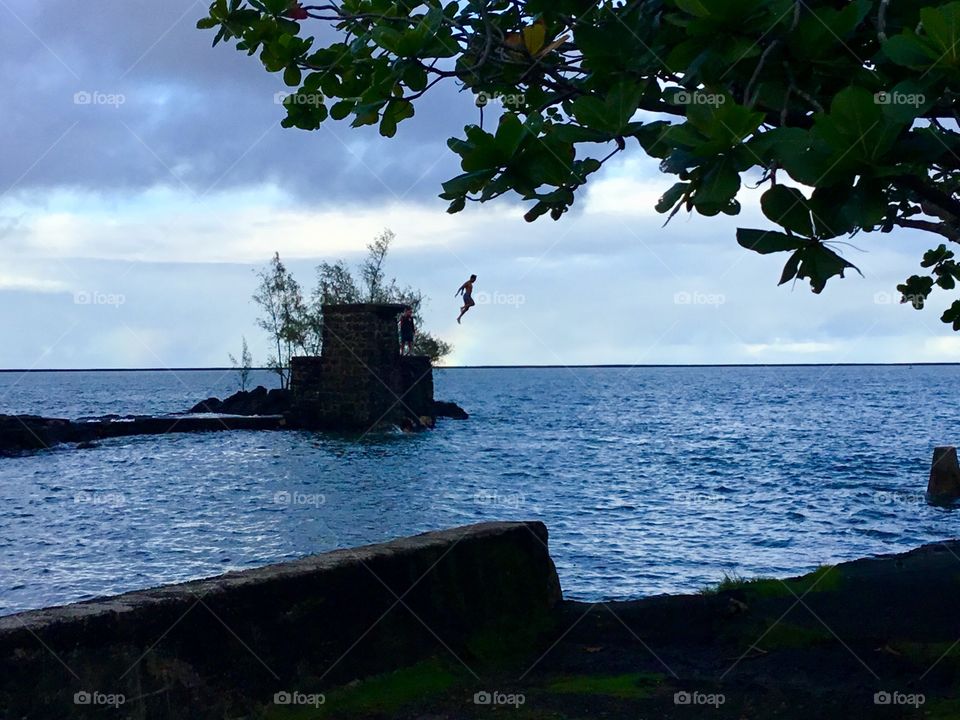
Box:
(2, 0, 959, 368)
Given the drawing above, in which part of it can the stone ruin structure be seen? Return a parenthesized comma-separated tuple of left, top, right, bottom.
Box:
(289, 304, 435, 430)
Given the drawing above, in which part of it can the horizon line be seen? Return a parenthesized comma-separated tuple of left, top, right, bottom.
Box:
(0, 362, 958, 373)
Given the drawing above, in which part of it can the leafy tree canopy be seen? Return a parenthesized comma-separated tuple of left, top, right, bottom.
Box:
(203, 0, 960, 329)
(253, 232, 452, 381)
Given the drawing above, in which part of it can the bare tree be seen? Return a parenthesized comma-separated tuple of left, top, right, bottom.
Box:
(228, 336, 254, 391)
(253, 253, 306, 389)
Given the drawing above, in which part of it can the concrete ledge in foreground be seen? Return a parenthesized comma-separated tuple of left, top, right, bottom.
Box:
(0, 521, 561, 719)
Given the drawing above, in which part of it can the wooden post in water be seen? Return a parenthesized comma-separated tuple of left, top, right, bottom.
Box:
(928, 446, 960, 499)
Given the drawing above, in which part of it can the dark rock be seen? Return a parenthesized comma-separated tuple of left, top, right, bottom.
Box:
(188, 397, 223, 413)
(928, 445, 960, 499)
(187, 387, 291, 417)
(432, 400, 469, 419)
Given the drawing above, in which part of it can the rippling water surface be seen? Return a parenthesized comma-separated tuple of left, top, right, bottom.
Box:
(2, 365, 959, 615)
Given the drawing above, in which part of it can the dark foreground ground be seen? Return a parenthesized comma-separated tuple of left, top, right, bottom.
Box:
(266, 543, 960, 720)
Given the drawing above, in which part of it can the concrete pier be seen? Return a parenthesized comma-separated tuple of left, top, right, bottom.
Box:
(290, 303, 436, 429)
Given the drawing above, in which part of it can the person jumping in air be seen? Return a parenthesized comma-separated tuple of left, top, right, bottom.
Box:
(456, 274, 477, 324)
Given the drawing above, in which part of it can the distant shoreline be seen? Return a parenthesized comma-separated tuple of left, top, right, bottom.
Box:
(0, 363, 958, 372)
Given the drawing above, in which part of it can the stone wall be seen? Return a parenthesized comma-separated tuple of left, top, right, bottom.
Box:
(290, 304, 435, 429)
(0, 522, 561, 719)
(399, 355, 434, 419)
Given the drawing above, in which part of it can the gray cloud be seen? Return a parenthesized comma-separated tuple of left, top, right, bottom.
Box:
(1, 0, 476, 202)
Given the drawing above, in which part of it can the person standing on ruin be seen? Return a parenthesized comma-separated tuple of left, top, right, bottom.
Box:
(399, 306, 416, 355)
(456, 274, 477, 324)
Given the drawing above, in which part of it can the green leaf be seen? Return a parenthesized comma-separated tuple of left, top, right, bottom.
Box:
(737, 228, 807, 255)
(656, 182, 690, 214)
(693, 156, 740, 215)
(760, 185, 813, 237)
(441, 169, 496, 197)
(883, 32, 938, 68)
(675, 0, 710, 18)
(779, 250, 803, 285)
(495, 113, 526, 157)
(942, 300, 960, 330)
(920, 3, 960, 65)
(380, 99, 415, 137)
(794, 243, 862, 294)
(524, 201, 552, 223)
(283, 64, 302, 86)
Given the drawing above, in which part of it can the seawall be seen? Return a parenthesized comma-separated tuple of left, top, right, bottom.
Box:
(0, 521, 560, 719)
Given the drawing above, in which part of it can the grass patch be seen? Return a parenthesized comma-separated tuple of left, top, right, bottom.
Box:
(891, 641, 960, 667)
(922, 698, 960, 719)
(546, 672, 666, 699)
(466, 614, 558, 670)
(701, 565, 840, 599)
(757, 622, 834, 650)
(264, 659, 462, 719)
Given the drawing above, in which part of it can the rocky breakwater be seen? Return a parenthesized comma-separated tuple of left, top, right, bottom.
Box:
(189, 384, 469, 426)
(0, 412, 286, 457)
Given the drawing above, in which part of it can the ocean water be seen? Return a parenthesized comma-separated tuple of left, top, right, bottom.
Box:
(1, 365, 959, 616)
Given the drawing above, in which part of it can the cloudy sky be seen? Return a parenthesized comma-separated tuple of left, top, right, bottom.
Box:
(2, 0, 958, 369)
